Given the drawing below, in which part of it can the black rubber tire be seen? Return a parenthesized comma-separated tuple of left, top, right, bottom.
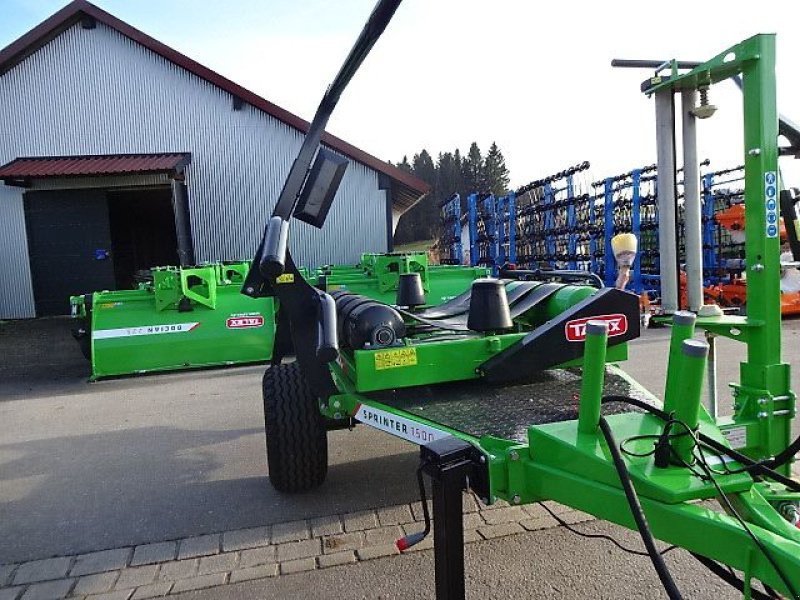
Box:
(263, 362, 328, 492)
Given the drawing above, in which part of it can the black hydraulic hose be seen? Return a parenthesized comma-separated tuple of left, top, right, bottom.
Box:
(763, 434, 800, 471)
(601, 395, 800, 596)
(700, 435, 800, 492)
(600, 395, 800, 493)
(598, 417, 683, 600)
(690, 553, 775, 600)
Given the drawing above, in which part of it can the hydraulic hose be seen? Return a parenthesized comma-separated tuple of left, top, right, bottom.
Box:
(690, 553, 775, 600)
(764, 434, 800, 471)
(598, 416, 683, 600)
(601, 395, 800, 493)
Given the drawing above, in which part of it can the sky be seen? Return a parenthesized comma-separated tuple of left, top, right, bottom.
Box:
(1, 0, 799, 189)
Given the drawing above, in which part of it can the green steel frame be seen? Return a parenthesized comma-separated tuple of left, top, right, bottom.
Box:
(309, 34, 799, 598)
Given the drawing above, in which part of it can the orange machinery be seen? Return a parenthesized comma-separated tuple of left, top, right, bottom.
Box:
(697, 195, 800, 317)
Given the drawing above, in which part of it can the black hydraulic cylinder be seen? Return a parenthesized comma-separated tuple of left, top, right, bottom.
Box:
(260, 217, 289, 278)
(315, 292, 339, 363)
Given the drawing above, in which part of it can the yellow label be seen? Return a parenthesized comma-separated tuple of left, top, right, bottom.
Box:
(276, 273, 295, 284)
(374, 347, 417, 370)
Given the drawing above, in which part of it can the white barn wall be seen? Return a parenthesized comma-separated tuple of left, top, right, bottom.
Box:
(0, 186, 33, 319)
(0, 22, 388, 318)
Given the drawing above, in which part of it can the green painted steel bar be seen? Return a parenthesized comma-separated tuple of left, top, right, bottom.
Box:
(663, 311, 696, 414)
(578, 321, 608, 434)
(671, 339, 709, 464)
(741, 35, 782, 367)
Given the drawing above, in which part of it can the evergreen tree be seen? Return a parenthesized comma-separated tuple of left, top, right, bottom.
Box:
(436, 152, 461, 201)
(462, 142, 484, 193)
(412, 150, 436, 185)
(483, 141, 510, 195)
(392, 142, 512, 244)
(396, 155, 412, 173)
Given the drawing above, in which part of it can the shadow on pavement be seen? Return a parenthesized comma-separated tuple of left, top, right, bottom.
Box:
(0, 423, 418, 563)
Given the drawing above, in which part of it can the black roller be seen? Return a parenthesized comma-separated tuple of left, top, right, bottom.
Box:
(334, 294, 365, 340)
(467, 279, 512, 332)
(345, 301, 406, 349)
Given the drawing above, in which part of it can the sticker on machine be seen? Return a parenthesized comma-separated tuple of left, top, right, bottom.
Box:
(565, 314, 628, 342)
(226, 315, 264, 329)
(354, 403, 448, 445)
(722, 426, 748, 449)
(92, 322, 200, 340)
(765, 171, 779, 238)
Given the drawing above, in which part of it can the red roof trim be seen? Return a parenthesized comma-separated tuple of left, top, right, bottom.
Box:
(0, 153, 191, 179)
(0, 1, 429, 197)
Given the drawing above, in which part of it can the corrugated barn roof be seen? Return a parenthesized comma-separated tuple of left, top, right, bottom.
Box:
(0, 153, 191, 180)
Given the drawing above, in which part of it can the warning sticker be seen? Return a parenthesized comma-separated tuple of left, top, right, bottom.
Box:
(765, 171, 779, 238)
(276, 273, 295, 284)
(722, 426, 748, 449)
(93, 322, 200, 340)
(354, 403, 448, 445)
(374, 347, 418, 370)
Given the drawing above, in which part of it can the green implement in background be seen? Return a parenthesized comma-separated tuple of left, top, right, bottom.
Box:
(71, 262, 276, 380)
(70, 252, 488, 380)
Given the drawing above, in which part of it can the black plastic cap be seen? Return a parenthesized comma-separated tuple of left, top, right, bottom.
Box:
(397, 273, 426, 307)
(467, 279, 512, 332)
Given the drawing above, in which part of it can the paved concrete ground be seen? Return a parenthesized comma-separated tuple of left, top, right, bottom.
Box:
(171, 521, 742, 600)
(0, 318, 417, 564)
(1, 316, 798, 592)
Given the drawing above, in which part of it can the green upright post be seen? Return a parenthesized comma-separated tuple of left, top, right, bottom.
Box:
(739, 35, 793, 470)
(663, 311, 696, 414)
(578, 320, 609, 434)
(670, 339, 709, 465)
(641, 35, 794, 469)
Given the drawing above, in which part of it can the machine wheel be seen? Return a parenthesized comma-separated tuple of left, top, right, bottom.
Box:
(262, 362, 328, 492)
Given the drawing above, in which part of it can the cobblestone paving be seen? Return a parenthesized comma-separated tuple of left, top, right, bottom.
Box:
(0, 496, 592, 600)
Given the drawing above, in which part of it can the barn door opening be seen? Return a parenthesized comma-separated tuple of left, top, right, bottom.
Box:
(107, 187, 179, 289)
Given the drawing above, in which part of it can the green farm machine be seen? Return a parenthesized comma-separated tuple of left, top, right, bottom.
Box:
(242, 2, 800, 598)
(70, 253, 487, 379)
(70, 261, 275, 379)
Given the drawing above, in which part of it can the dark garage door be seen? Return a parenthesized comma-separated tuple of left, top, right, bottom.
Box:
(24, 189, 116, 316)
